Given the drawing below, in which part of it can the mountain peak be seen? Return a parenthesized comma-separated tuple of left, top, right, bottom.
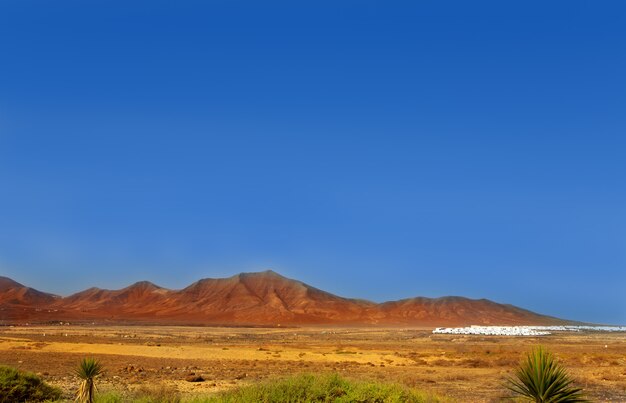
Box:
(0, 276, 59, 306)
(125, 281, 165, 291)
(0, 276, 25, 291)
(240, 270, 287, 280)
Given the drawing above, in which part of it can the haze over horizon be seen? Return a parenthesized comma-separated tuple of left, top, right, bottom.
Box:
(1, 1, 625, 325)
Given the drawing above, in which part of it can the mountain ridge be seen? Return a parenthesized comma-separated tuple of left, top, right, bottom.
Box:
(0, 270, 568, 326)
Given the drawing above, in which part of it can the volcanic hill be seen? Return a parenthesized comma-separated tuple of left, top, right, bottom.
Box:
(0, 276, 59, 307)
(0, 270, 566, 326)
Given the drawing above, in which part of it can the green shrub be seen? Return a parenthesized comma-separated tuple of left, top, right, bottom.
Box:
(94, 392, 124, 403)
(0, 365, 62, 403)
(131, 384, 181, 403)
(506, 346, 587, 402)
(200, 373, 442, 403)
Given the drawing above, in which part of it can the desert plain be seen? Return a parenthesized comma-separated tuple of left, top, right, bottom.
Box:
(0, 324, 624, 402)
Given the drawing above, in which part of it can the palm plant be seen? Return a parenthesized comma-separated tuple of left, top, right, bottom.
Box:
(506, 346, 587, 402)
(75, 358, 103, 403)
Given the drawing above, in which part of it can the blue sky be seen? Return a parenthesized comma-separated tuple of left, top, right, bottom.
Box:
(0, 1, 624, 324)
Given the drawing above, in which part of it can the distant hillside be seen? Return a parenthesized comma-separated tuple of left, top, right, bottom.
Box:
(0, 276, 59, 306)
(0, 271, 567, 326)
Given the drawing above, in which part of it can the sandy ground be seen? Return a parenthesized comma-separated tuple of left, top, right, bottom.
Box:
(0, 325, 625, 402)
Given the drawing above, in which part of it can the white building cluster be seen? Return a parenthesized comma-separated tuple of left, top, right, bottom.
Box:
(432, 325, 626, 336)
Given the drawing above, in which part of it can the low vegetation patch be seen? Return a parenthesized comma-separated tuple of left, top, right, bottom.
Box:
(132, 384, 182, 403)
(96, 373, 443, 403)
(0, 365, 62, 403)
(204, 373, 443, 403)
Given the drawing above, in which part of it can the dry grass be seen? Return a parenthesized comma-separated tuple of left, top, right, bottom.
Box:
(0, 325, 624, 402)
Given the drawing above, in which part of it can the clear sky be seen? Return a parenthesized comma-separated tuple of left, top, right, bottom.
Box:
(0, 1, 624, 324)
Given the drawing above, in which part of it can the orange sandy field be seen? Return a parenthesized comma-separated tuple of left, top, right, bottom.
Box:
(0, 325, 624, 402)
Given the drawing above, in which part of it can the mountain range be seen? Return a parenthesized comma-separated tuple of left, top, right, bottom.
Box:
(0, 270, 567, 326)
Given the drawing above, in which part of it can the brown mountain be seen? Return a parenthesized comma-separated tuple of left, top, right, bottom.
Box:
(0, 276, 59, 306)
(0, 276, 61, 322)
(0, 270, 566, 326)
(379, 296, 561, 326)
(168, 271, 379, 324)
(58, 281, 173, 317)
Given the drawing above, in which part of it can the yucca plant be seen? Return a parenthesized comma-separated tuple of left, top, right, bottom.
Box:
(506, 346, 587, 402)
(75, 357, 103, 403)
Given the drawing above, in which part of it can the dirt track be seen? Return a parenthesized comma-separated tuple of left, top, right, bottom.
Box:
(0, 325, 625, 401)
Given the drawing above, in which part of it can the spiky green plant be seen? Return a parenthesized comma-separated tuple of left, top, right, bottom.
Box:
(506, 346, 587, 402)
(75, 357, 103, 403)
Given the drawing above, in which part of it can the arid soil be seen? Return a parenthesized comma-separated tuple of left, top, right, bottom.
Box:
(0, 325, 624, 402)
